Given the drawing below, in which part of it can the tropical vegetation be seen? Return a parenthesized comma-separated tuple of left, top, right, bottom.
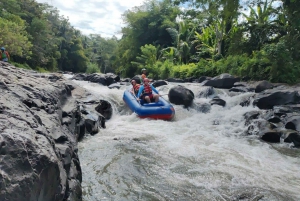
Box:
(1, 0, 299, 83)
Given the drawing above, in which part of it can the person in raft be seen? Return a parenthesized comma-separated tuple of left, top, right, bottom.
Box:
(137, 78, 160, 103)
(0, 47, 10, 62)
(130, 79, 140, 96)
(141, 68, 147, 80)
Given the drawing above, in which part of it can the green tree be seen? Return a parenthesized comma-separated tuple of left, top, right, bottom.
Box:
(0, 17, 32, 58)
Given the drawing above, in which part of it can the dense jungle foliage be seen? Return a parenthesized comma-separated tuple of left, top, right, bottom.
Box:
(0, 0, 299, 83)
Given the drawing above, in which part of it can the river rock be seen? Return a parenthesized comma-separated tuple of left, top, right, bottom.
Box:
(198, 76, 211, 83)
(184, 77, 196, 82)
(86, 73, 107, 85)
(0, 62, 82, 201)
(247, 119, 281, 142)
(284, 132, 300, 147)
(168, 85, 194, 107)
(203, 73, 240, 89)
(255, 80, 273, 93)
(198, 86, 215, 98)
(284, 114, 300, 132)
(72, 73, 87, 81)
(209, 97, 226, 107)
(166, 78, 184, 83)
(105, 73, 120, 85)
(108, 83, 122, 89)
(244, 111, 261, 125)
(84, 112, 105, 134)
(152, 80, 168, 88)
(95, 100, 113, 120)
(253, 90, 300, 109)
(120, 78, 131, 82)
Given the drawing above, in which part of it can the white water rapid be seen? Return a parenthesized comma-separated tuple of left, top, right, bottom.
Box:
(69, 77, 300, 201)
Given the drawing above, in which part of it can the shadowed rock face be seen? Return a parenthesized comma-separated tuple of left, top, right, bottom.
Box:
(0, 62, 82, 201)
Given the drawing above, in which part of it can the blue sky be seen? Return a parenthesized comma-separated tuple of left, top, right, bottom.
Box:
(36, 0, 146, 38)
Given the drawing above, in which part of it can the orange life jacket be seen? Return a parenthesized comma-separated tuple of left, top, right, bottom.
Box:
(143, 84, 152, 94)
(133, 84, 140, 93)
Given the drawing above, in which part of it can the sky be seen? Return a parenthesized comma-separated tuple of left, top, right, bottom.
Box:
(36, 0, 146, 38)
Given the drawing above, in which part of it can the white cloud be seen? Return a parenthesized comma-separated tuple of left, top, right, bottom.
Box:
(36, 0, 146, 38)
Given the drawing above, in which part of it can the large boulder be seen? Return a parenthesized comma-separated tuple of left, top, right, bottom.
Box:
(203, 73, 240, 89)
(168, 85, 194, 107)
(253, 90, 300, 109)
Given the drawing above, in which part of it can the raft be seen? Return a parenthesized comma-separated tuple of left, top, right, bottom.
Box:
(123, 90, 175, 120)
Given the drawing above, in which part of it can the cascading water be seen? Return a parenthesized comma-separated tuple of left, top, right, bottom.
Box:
(69, 78, 300, 201)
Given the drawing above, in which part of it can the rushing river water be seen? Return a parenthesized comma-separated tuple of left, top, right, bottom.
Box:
(68, 77, 300, 201)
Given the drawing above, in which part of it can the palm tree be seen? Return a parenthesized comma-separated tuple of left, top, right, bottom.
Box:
(242, 0, 277, 51)
(163, 21, 195, 64)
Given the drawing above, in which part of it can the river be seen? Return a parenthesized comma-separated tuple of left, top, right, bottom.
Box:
(68, 78, 300, 201)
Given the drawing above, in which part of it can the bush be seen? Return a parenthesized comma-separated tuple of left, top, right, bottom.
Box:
(11, 62, 32, 70)
(86, 63, 100, 74)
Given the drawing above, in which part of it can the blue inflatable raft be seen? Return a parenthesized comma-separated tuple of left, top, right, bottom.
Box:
(123, 90, 175, 120)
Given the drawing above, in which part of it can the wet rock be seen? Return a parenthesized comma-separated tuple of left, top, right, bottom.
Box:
(152, 80, 168, 88)
(76, 118, 86, 141)
(95, 100, 113, 120)
(166, 78, 184, 83)
(108, 83, 122, 89)
(244, 111, 261, 125)
(229, 87, 253, 93)
(198, 76, 211, 83)
(255, 80, 273, 93)
(203, 73, 240, 89)
(267, 115, 281, 123)
(273, 105, 300, 115)
(84, 112, 105, 134)
(105, 73, 119, 85)
(284, 114, 300, 132)
(285, 132, 300, 147)
(197, 86, 215, 98)
(193, 102, 211, 113)
(184, 77, 196, 82)
(168, 85, 194, 107)
(233, 82, 247, 87)
(86, 73, 107, 85)
(209, 97, 226, 107)
(253, 90, 300, 109)
(247, 119, 281, 142)
(72, 73, 87, 81)
(120, 78, 130, 82)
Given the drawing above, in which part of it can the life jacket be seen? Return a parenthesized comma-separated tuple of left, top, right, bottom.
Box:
(141, 74, 146, 79)
(143, 84, 152, 94)
(1, 51, 8, 59)
(133, 84, 140, 93)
